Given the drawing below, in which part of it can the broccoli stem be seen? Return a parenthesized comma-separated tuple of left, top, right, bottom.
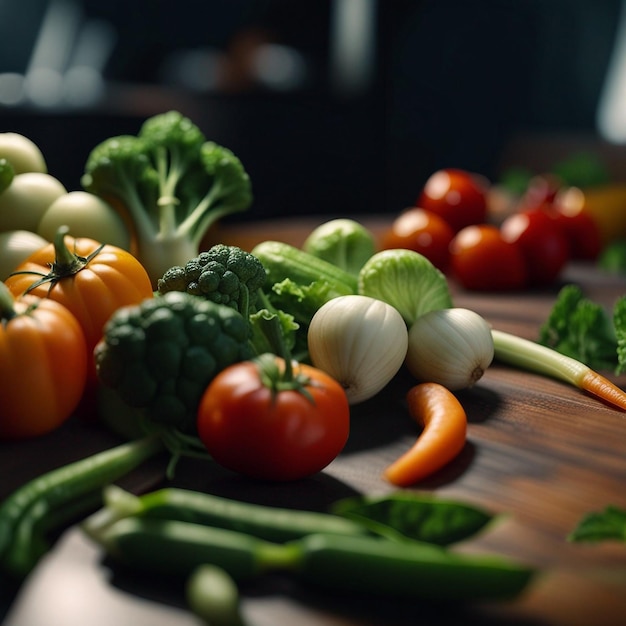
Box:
(179, 181, 242, 247)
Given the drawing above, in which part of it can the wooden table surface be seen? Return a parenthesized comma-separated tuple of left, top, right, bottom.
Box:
(2, 216, 626, 626)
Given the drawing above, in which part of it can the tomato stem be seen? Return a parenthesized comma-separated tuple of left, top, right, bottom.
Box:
(8, 225, 105, 295)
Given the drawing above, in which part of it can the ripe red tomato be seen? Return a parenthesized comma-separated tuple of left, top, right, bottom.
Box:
(197, 356, 350, 481)
(418, 168, 488, 233)
(550, 190, 602, 260)
(381, 207, 455, 271)
(0, 285, 87, 439)
(449, 224, 527, 291)
(500, 208, 570, 286)
(517, 174, 562, 211)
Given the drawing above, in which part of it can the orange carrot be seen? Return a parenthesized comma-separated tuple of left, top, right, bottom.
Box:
(383, 383, 467, 487)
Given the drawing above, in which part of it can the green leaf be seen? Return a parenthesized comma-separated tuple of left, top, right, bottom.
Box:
(614, 297, 626, 375)
(539, 284, 620, 373)
(568, 505, 626, 543)
(330, 492, 494, 546)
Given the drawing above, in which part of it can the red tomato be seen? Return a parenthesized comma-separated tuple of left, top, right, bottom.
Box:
(197, 356, 350, 481)
(500, 208, 570, 286)
(381, 207, 455, 271)
(550, 190, 603, 260)
(0, 285, 87, 439)
(449, 224, 527, 291)
(517, 174, 562, 211)
(418, 168, 488, 233)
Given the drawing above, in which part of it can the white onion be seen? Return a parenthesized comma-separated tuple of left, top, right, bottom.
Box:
(307, 294, 408, 404)
(406, 308, 494, 390)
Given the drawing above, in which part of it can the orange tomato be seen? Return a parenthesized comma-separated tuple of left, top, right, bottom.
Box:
(0, 284, 87, 439)
(5, 227, 154, 389)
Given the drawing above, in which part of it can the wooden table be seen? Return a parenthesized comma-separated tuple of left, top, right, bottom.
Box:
(2, 216, 625, 626)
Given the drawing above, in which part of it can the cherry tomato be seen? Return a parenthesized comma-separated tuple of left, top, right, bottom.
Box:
(500, 208, 570, 286)
(197, 356, 350, 481)
(449, 224, 527, 291)
(417, 168, 488, 233)
(0, 284, 87, 439)
(516, 174, 562, 211)
(549, 191, 602, 260)
(381, 207, 455, 271)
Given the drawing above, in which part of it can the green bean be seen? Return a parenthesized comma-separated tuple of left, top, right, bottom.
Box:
(186, 564, 246, 626)
(0, 434, 163, 580)
(84, 485, 368, 543)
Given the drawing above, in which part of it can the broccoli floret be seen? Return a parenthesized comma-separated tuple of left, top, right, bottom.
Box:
(157, 244, 266, 318)
(81, 111, 252, 286)
(95, 291, 254, 434)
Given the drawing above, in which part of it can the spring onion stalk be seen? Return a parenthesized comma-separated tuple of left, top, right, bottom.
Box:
(492, 329, 626, 411)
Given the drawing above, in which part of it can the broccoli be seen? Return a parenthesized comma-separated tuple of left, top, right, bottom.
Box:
(81, 110, 252, 286)
(95, 291, 254, 435)
(157, 244, 266, 318)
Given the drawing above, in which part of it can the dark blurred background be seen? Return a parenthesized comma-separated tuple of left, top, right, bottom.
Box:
(1, 0, 625, 219)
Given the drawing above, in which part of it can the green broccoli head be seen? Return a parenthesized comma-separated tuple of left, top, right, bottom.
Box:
(95, 291, 254, 434)
(198, 141, 253, 213)
(81, 134, 160, 214)
(80, 110, 253, 286)
(139, 110, 206, 156)
(157, 244, 266, 316)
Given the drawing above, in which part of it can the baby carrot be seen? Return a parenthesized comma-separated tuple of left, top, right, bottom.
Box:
(384, 383, 467, 487)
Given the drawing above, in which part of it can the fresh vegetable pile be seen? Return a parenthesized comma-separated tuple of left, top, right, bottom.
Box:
(1, 113, 625, 623)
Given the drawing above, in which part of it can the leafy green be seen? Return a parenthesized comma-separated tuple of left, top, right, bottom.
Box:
(598, 239, 626, 275)
(551, 151, 610, 188)
(358, 248, 453, 327)
(568, 505, 626, 543)
(302, 218, 376, 276)
(539, 284, 626, 374)
(331, 492, 494, 546)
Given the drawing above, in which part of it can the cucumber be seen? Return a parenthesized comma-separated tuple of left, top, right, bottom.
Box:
(251, 240, 358, 297)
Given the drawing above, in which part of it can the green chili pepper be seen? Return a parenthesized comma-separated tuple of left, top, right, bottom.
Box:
(0, 435, 163, 580)
(83, 485, 368, 544)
